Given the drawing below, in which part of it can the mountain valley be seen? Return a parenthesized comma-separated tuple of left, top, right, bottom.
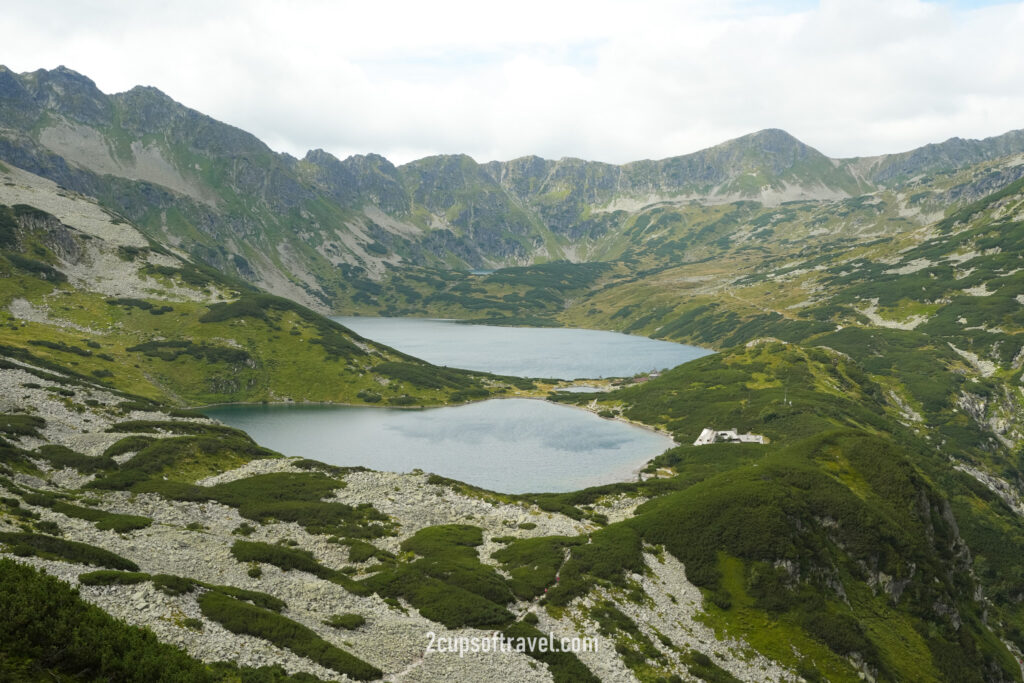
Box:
(3, 65, 1024, 682)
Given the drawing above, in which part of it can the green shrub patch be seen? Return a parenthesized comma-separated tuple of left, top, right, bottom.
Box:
(492, 535, 584, 600)
(78, 570, 150, 586)
(499, 621, 600, 683)
(363, 525, 514, 628)
(324, 613, 365, 630)
(0, 559, 211, 681)
(231, 541, 331, 578)
(151, 573, 196, 596)
(90, 434, 277, 491)
(34, 499, 153, 533)
(127, 340, 251, 365)
(0, 414, 46, 438)
(33, 445, 117, 473)
(0, 532, 138, 570)
(134, 472, 391, 538)
(198, 590, 381, 680)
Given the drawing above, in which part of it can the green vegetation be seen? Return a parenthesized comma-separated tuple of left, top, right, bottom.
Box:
(202, 583, 287, 612)
(589, 599, 666, 674)
(78, 569, 150, 586)
(686, 651, 742, 683)
(228, 540, 368, 595)
(500, 621, 601, 683)
(546, 525, 645, 607)
(374, 361, 478, 390)
(0, 559, 212, 681)
(0, 202, 513, 409)
(107, 298, 174, 315)
(492, 535, 583, 600)
(138, 471, 392, 539)
(324, 613, 365, 630)
(124, 571, 288, 612)
(339, 537, 388, 563)
(231, 540, 332, 577)
(34, 444, 117, 472)
(6, 253, 67, 282)
(363, 524, 514, 628)
(0, 532, 139, 570)
(127, 339, 251, 364)
(198, 591, 381, 680)
(537, 333, 1024, 679)
(9, 86, 1024, 682)
(45, 500, 153, 532)
(151, 573, 196, 596)
(0, 414, 46, 438)
(90, 431, 277, 491)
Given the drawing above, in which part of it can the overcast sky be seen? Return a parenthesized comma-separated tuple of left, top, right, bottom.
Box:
(4, 0, 1024, 165)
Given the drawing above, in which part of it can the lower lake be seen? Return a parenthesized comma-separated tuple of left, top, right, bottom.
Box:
(204, 399, 675, 494)
(207, 318, 710, 492)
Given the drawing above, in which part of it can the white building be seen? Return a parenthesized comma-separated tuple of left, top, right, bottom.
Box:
(693, 427, 766, 446)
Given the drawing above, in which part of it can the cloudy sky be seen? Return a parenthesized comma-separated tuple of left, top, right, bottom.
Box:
(5, 0, 1024, 164)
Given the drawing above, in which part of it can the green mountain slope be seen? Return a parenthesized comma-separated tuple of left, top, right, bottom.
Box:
(546, 341, 1024, 681)
(0, 160, 525, 407)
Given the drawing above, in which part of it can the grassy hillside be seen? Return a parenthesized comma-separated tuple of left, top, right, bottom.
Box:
(0, 179, 527, 407)
(547, 340, 1024, 681)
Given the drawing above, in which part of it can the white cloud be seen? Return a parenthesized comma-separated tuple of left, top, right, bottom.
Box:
(3, 0, 1024, 164)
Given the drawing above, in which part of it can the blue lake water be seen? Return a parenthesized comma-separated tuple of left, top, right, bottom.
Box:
(204, 399, 675, 494)
(207, 319, 710, 492)
(333, 316, 712, 379)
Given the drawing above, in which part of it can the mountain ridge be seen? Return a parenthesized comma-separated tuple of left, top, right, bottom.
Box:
(4, 64, 1024, 311)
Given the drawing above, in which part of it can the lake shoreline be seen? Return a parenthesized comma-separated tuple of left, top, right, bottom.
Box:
(201, 396, 675, 493)
(198, 316, 697, 492)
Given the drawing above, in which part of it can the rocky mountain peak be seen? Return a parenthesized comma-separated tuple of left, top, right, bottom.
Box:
(300, 148, 408, 213)
(15, 65, 111, 126)
(707, 128, 825, 172)
(737, 127, 809, 148)
(303, 148, 338, 165)
(36, 65, 101, 90)
(0, 65, 29, 100)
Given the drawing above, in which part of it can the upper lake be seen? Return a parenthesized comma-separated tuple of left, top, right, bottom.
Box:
(333, 316, 712, 379)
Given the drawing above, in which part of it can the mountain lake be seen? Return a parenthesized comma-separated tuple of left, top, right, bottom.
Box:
(205, 318, 712, 493)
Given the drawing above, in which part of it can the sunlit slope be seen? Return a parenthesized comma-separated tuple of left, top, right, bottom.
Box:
(567, 173, 1024, 470)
